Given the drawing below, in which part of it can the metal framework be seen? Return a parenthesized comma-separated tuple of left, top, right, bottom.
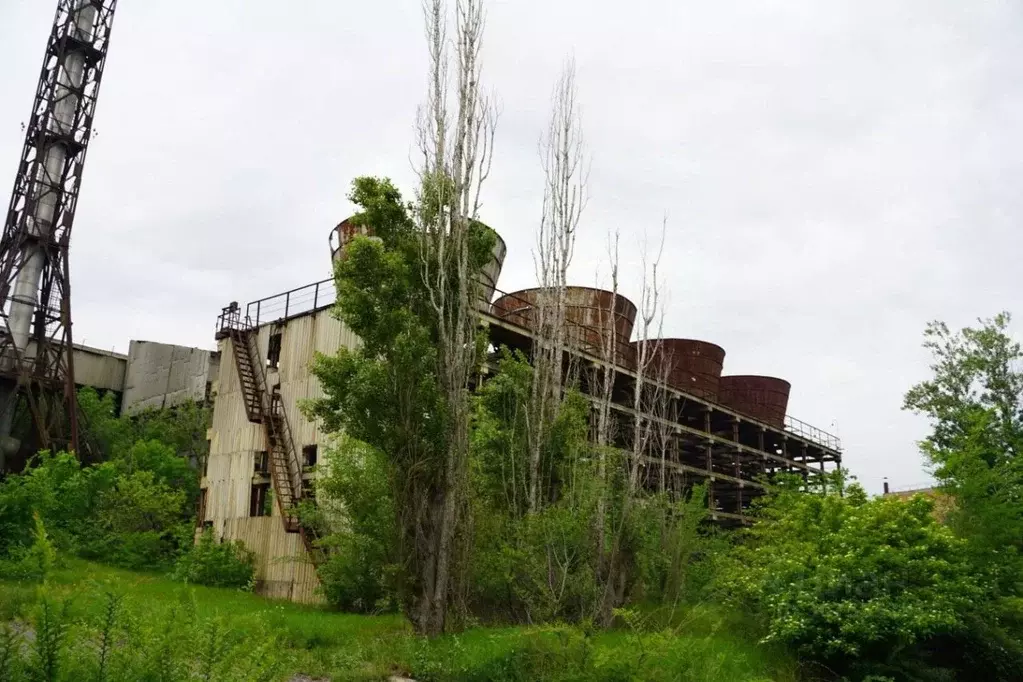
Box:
(0, 1, 118, 462)
(219, 279, 843, 525)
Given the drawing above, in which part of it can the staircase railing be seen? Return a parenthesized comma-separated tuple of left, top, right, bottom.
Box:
(218, 306, 312, 546)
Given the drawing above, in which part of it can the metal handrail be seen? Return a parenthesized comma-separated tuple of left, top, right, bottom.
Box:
(246, 279, 336, 329)
(218, 279, 843, 453)
(241, 330, 305, 510)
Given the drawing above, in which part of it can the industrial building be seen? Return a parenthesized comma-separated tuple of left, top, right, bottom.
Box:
(200, 219, 843, 603)
(69, 340, 220, 416)
(2, 0, 842, 606)
(0, 3, 842, 605)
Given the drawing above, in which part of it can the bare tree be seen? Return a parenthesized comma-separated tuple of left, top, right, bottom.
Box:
(648, 339, 679, 494)
(592, 221, 668, 624)
(588, 228, 622, 603)
(628, 219, 668, 494)
(527, 57, 587, 513)
(412, 0, 497, 636)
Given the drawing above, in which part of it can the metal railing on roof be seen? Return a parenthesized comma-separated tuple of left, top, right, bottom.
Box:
(784, 415, 842, 452)
(245, 278, 337, 328)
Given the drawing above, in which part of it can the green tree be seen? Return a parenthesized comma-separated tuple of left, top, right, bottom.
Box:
(467, 349, 712, 624)
(307, 437, 400, 613)
(904, 313, 1023, 587)
(77, 388, 133, 459)
(131, 400, 212, 471)
(305, 176, 495, 634)
(91, 469, 188, 569)
(717, 474, 984, 676)
(0, 452, 113, 555)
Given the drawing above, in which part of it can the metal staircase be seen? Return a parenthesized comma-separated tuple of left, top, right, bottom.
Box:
(217, 305, 321, 560)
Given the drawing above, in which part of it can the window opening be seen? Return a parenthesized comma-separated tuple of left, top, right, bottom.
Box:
(250, 483, 270, 517)
(267, 332, 282, 369)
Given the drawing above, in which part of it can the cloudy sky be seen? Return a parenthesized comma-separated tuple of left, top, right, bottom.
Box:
(2, 0, 1021, 492)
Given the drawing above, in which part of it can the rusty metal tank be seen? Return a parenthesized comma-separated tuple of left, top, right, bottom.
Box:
(631, 339, 725, 400)
(491, 286, 638, 359)
(329, 217, 372, 265)
(329, 216, 506, 312)
(717, 375, 791, 428)
(476, 224, 507, 308)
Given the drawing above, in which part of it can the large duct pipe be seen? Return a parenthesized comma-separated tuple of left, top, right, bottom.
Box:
(9, 3, 95, 361)
(0, 2, 98, 452)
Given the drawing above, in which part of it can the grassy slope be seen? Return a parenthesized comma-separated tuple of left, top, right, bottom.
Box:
(0, 560, 797, 681)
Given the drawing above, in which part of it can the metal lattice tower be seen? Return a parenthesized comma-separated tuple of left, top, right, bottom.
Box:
(0, 0, 118, 468)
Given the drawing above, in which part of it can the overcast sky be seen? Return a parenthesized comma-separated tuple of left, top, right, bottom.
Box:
(2, 0, 1021, 492)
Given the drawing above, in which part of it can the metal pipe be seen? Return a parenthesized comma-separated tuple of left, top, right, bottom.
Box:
(9, 1, 97, 364)
(0, 2, 99, 453)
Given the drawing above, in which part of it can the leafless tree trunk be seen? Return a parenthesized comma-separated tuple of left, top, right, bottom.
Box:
(527, 58, 587, 513)
(628, 218, 667, 494)
(595, 220, 668, 624)
(649, 344, 677, 495)
(413, 0, 497, 637)
(587, 229, 622, 616)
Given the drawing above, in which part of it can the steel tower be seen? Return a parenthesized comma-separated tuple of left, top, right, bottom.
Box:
(0, 0, 118, 468)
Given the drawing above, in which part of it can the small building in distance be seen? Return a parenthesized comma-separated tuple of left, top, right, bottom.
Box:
(882, 481, 954, 521)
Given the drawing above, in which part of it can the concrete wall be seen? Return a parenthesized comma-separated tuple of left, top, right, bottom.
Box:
(71, 344, 127, 394)
(202, 308, 360, 603)
(121, 341, 220, 415)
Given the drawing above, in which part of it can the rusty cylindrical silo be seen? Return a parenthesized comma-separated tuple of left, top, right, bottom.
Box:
(329, 217, 373, 265)
(492, 286, 638, 361)
(329, 216, 506, 313)
(631, 339, 726, 400)
(718, 375, 791, 428)
(475, 224, 507, 309)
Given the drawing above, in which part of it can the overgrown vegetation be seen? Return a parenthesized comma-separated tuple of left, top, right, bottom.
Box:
(172, 528, 255, 589)
(0, 389, 232, 584)
(0, 560, 795, 682)
(714, 473, 1016, 680)
(3, 0, 1023, 675)
(305, 170, 1023, 682)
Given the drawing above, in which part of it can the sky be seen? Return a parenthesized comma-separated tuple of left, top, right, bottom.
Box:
(1, 0, 1021, 493)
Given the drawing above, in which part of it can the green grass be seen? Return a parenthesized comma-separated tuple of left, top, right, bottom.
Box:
(0, 560, 797, 681)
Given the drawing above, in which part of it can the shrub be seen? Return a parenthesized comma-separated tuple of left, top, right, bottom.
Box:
(91, 470, 188, 569)
(717, 475, 985, 674)
(172, 528, 255, 588)
(0, 452, 108, 556)
(0, 513, 59, 583)
(305, 437, 400, 613)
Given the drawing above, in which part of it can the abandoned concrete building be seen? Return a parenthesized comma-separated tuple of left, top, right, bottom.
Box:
(199, 219, 843, 603)
(69, 339, 219, 416)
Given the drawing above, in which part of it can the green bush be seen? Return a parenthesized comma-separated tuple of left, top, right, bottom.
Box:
(90, 470, 188, 570)
(172, 528, 255, 589)
(0, 452, 109, 556)
(0, 513, 58, 583)
(0, 444, 197, 573)
(304, 437, 400, 613)
(717, 475, 987, 677)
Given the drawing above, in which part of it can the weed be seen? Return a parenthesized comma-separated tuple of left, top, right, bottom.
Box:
(31, 596, 71, 682)
(95, 592, 122, 682)
(0, 623, 23, 680)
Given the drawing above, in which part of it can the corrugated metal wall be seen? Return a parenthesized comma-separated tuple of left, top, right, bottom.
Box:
(202, 307, 361, 603)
